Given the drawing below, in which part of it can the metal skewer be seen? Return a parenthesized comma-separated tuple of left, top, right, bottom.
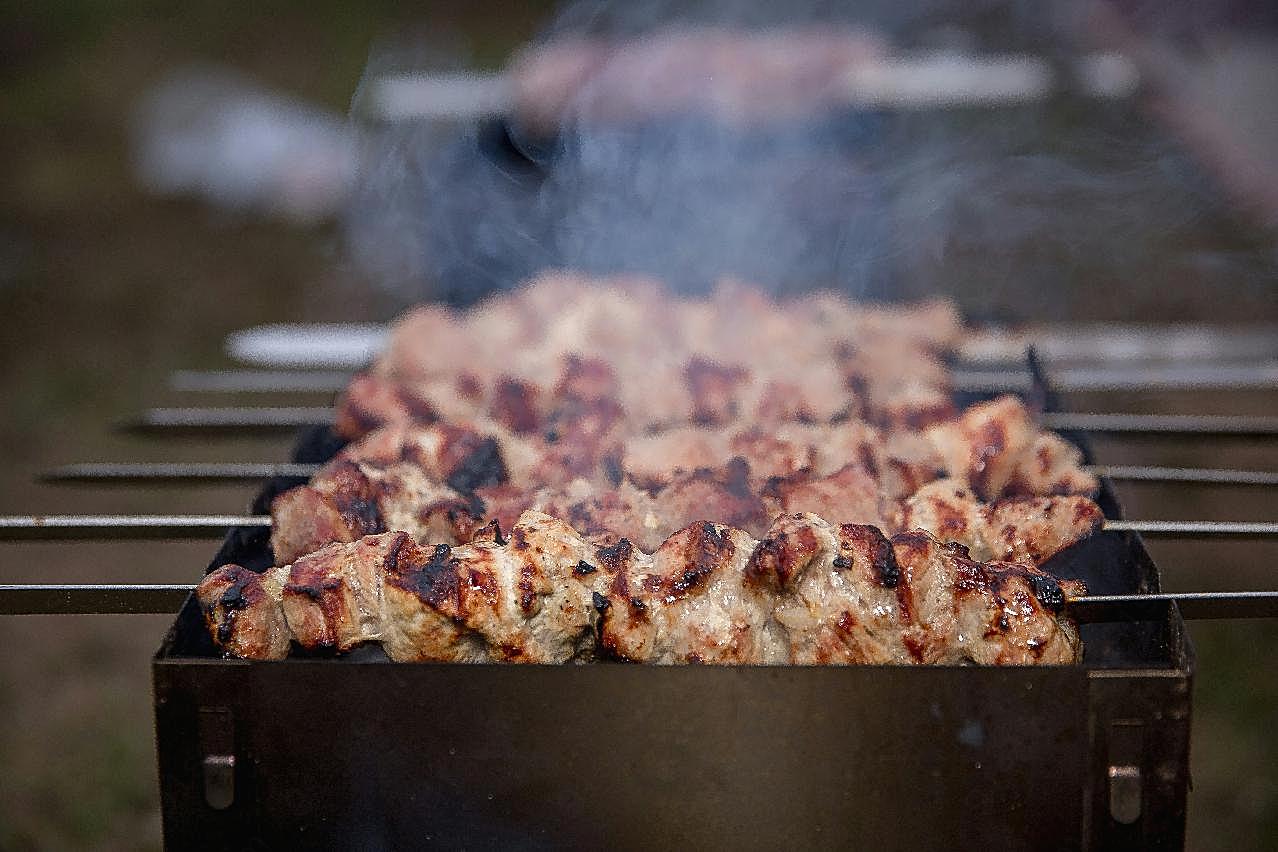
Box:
(2, 582, 1276, 620)
(38, 461, 1278, 489)
(1089, 465, 1278, 487)
(1041, 412, 1278, 436)
(171, 369, 355, 393)
(121, 406, 334, 434)
(172, 362, 1278, 395)
(121, 406, 1278, 437)
(40, 462, 317, 485)
(1067, 591, 1278, 623)
(0, 515, 1275, 541)
(0, 515, 270, 540)
(224, 322, 1278, 370)
(953, 361, 1278, 392)
(1102, 520, 1278, 538)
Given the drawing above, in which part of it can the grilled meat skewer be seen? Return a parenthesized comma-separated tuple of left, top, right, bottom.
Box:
(335, 273, 963, 442)
(273, 395, 1100, 563)
(201, 511, 1084, 665)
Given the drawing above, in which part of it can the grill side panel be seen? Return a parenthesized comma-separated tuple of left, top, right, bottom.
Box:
(154, 661, 1091, 851)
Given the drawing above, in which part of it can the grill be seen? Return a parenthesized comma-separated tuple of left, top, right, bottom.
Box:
(1, 332, 1276, 849)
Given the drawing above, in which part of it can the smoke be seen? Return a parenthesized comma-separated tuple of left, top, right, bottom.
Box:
(345, 0, 1278, 319)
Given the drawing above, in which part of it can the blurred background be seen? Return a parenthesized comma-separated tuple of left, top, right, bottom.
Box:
(1, 1, 1275, 848)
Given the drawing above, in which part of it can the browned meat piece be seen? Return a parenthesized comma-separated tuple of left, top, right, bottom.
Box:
(621, 427, 733, 488)
(270, 460, 387, 565)
(378, 535, 491, 663)
(339, 421, 508, 493)
(836, 332, 957, 431)
(270, 458, 480, 565)
(379, 304, 483, 382)
(982, 496, 1106, 565)
(197, 563, 291, 660)
(762, 464, 886, 528)
(385, 513, 610, 663)
(553, 353, 620, 403)
(1004, 433, 1100, 497)
(618, 419, 933, 497)
(756, 514, 1082, 665)
(894, 478, 1104, 565)
(879, 430, 946, 499)
(925, 396, 1099, 499)
(529, 462, 767, 551)
(531, 480, 661, 548)
(684, 357, 750, 425)
(925, 395, 1036, 499)
(646, 460, 771, 542)
(281, 534, 391, 653)
(334, 372, 439, 440)
(889, 530, 1083, 664)
(596, 521, 783, 664)
(872, 384, 958, 432)
(762, 517, 911, 664)
(206, 514, 614, 663)
(474, 483, 539, 535)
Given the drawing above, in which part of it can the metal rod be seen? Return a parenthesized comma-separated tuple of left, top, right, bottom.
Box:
(120, 406, 333, 434)
(171, 369, 353, 393)
(953, 361, 1278, 392)
(1090, 465, 1278, 487)
(120, 406, 1278, 438)
(1042, 412, 1278, 436)
(1103, 520, 1278, 539)
(0, 515, 270, 540)
(0, 584, 195, 614)
(1069, 592, 1278, 623)
(37, 461, 1278, 489)
(226, 322, 1278, 369)
(0, 515, 1274, 540)
(40, 462, 318, 485)
(175, 363, 1278, 395)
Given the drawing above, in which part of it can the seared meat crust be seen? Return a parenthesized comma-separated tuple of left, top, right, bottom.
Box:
(894, 478, 1104, 565)
(273, 393, 1099, 565)
(202, 511, 1085, 665)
